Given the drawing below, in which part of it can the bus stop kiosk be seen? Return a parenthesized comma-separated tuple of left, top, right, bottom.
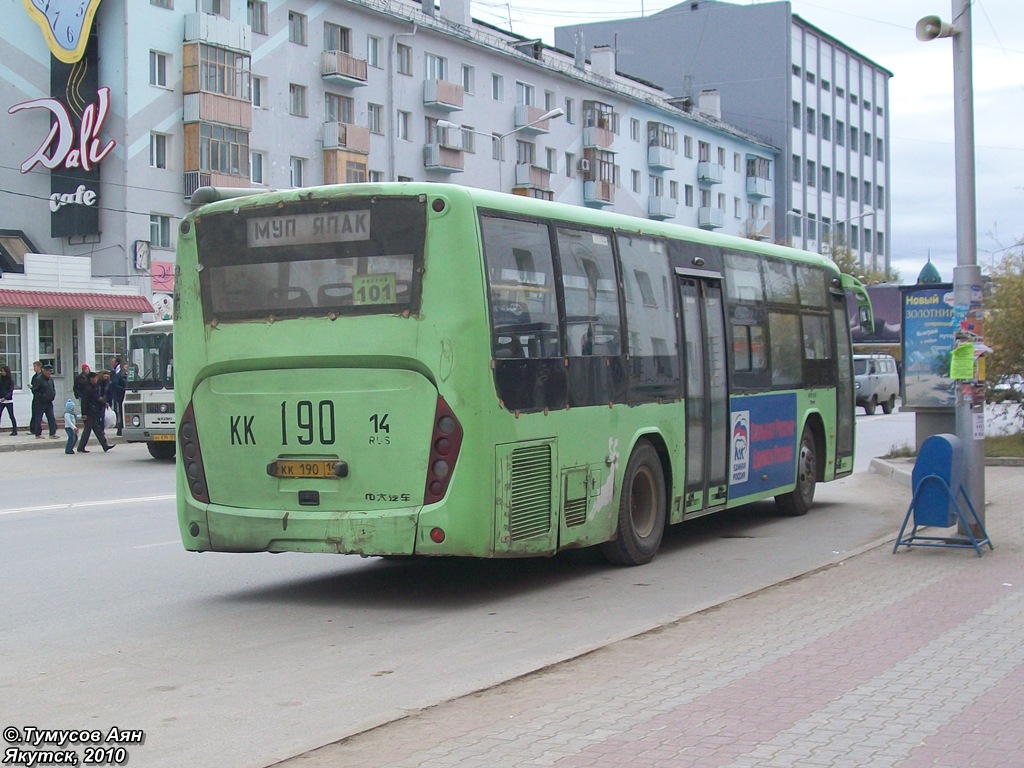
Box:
(893, 434, 992, 557)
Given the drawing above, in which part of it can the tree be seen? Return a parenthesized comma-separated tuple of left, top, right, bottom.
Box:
(821, 234, 900, 284)
(986, 246, 1024, 385)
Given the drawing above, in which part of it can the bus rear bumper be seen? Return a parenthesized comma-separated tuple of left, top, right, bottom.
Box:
(183, 502, 421, 555)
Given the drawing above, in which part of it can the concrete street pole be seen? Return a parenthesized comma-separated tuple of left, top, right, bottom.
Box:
(950, 0, 985, 529)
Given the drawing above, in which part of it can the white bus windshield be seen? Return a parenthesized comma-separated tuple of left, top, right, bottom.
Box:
(128, 332, 173, 390)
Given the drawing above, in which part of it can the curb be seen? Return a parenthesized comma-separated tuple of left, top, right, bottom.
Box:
(0, 435, 128, 453)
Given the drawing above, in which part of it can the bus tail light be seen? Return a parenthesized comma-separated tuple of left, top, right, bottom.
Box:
(423, 395, 463, 505)
(179, 400, 210, 504)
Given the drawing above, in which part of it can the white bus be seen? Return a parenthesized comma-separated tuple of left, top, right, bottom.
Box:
(122, 320, 175, 459)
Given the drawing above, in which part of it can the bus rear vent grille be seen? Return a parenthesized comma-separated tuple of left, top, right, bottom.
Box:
(509, 444, 552, 540)
(564, 497, 587, 528)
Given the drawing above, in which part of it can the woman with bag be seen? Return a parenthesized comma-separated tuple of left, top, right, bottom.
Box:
(0, 365, 17, 436)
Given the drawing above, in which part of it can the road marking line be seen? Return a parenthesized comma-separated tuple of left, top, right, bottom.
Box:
(0, 494, 175, 517)
(134, 539, 181, 549)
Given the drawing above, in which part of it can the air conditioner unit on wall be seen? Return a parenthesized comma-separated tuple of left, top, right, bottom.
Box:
(577, 158, 591, 172)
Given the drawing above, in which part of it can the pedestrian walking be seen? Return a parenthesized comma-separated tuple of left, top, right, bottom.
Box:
(28, 361, 42, 436)
(32, 364, 58, 438)
(63, 399, 79, 454)
(109, 356, 126, 436)
(77, 371, 114, 453)
(74, 364, 91, 414)
(0, 365, 17, 436)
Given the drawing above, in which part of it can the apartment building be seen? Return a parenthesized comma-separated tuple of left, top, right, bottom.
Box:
(556, 0, 893, 272)
(0, 0, 776, 412)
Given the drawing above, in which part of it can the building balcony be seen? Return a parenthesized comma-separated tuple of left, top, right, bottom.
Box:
(583, 124, 615, 150)
(583, 180, 615, 206)
(184, 170, 249, 199)
(514, 104, 555, 134)
(514, 163, 552, 190)
(423, 143, 464, 173)
(648, 144, 675, 170)
(698, 207, 725, 229)
(697, 161, 724, 184)
(323, 122, 370, 153)
(183, 12, 250, 51)
(648, 195, 677, 220)
(423, 79, 464, 111)
(744, 218, 773, 240)
(746, 175, 772, 198)
(321, 50, 368, 87)
(183, 92, 252, 129)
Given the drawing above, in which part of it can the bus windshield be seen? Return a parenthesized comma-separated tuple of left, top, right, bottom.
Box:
(193, 196, 426, 321)
(128, 332, 173, 390)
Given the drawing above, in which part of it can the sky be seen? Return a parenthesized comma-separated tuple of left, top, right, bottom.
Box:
(469, 0, 1024, 283)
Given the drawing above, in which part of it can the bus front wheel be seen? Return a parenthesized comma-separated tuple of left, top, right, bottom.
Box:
(147, 441, 176, 460)
(600, 440, 666, 566)
(776, 427, 817, 517)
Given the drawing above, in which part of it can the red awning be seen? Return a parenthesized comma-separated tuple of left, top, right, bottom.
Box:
(0, 289, 154, 313)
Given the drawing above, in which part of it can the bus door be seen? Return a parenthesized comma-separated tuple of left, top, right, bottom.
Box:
(677, 274, 729, 515)
(832, 291, 856, 474)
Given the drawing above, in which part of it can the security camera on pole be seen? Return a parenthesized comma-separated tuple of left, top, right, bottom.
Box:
(916, 1, 985, 531)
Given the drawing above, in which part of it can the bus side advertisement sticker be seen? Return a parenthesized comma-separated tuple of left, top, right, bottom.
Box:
(729, 393, 798, 497)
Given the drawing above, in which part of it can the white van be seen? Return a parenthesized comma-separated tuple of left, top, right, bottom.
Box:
(854, 354, 900, 415)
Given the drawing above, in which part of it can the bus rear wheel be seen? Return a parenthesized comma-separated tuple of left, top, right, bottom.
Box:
(776, 427, 817, 517)
(881, 394, 896, 414)
(147, 441, 176, 460)
(600, 440, 666, 566)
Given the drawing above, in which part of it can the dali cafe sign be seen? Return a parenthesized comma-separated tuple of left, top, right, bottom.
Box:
(10, 0, 113, 216)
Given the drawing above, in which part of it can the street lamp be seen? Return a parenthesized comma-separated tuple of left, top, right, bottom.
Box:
(438, 107, 564, 191)
(917, 1, 985, 526)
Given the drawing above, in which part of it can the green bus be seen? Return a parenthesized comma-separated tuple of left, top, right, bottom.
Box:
(175, 183, 855, 566)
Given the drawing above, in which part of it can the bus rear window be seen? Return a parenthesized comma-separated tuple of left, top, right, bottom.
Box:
(194, 196, 426, 321)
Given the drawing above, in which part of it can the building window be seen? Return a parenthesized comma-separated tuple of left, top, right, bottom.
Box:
(876, 185, 885, 209)
(397, 43, 412, 75)
(545, 147, 556, 172)
(251, 75, 265, 107)
(0, 318, 22, 389)
(851, 225, 859, 249)
(863, 181, 872, 205)
(734, 152, 741, 173)
(201, 0, 228, 16)
(515, 81, 535, 106)
(850, 176, 859, 201)
(807, 213, 817, 241)
(491, 73, 503, 101)
(698, 141, 710, 162)
(630, 118, 640, 142)
(425, 53, 447, 82)
(199, 123, 249, 175)
(565, 152, 575, 177)
(734, 197, 742, 218)
(150, 133, 167, 169)
(717, 192, 726, 210)
(250, 151, 264, 184)
(397, 110, 411, 141)
(650, 175, 664, 197)
(670, 180, 678, 200)
(325, 93, 354, 124)
(368, 170, 384, 182)
(876, 137, 884, 157)
(806, 71, 816, 84)
(288, 11, 307, 45)
(821, 114, 831, 141)
(837, 86, 845, 98)
(94, 320, 128, 365)
(792, 101, 801, 129)
(683, 136, 693, 158)
(288, 84, 307, 116)
(455, 124, 475, 152)
(700, 189, 711, 208)
(806, 107, 815, 135)
(850, 127, 859, 151)
(791, 211, 802, 237)
(822, 79, 831, 92)
(821, 166, 831, 193)
(836, 171, 845, 198)
(150, 214, 172, 249)
(491, 134, 503, 161)
(367, 103, 383, 134)
(367, 35, 382, 68)
(199, 45, 250, 99)
(516, 140, 536, 166)
(544, 90, 555, 111)
(792, 154, 801, 183)
(684, 184, 693, 206)
(877, 231, 885, 254)
(324, 22, 351, 53)
(247, 1, 267, 34)
(806, 160, 815, 187)
(836, 120, 845, 146)
(864, 132, 872, 156)
(462, 64, 474, 94)
(151, 0, 172, 7)
(345, 160, 366, 183)
(718, 147, 726, 166)
(149, 51, 169, 87)
(289, 156, 304, 187)
(564, 97, 574, 124)
(631, 169, 640, 193)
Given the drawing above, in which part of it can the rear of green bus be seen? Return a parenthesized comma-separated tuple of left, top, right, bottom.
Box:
(175, 184, 494, 556)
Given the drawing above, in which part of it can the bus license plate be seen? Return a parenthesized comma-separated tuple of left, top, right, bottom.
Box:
(153, 434, 175, 441)
(267, 460, 340, 479)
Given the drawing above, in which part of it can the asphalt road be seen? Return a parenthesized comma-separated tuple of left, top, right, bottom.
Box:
(1, 413, 915, 767)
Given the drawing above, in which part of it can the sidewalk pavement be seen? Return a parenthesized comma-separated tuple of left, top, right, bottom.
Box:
(280, 463, 1024, 768)
(0, 425, 126, 452)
